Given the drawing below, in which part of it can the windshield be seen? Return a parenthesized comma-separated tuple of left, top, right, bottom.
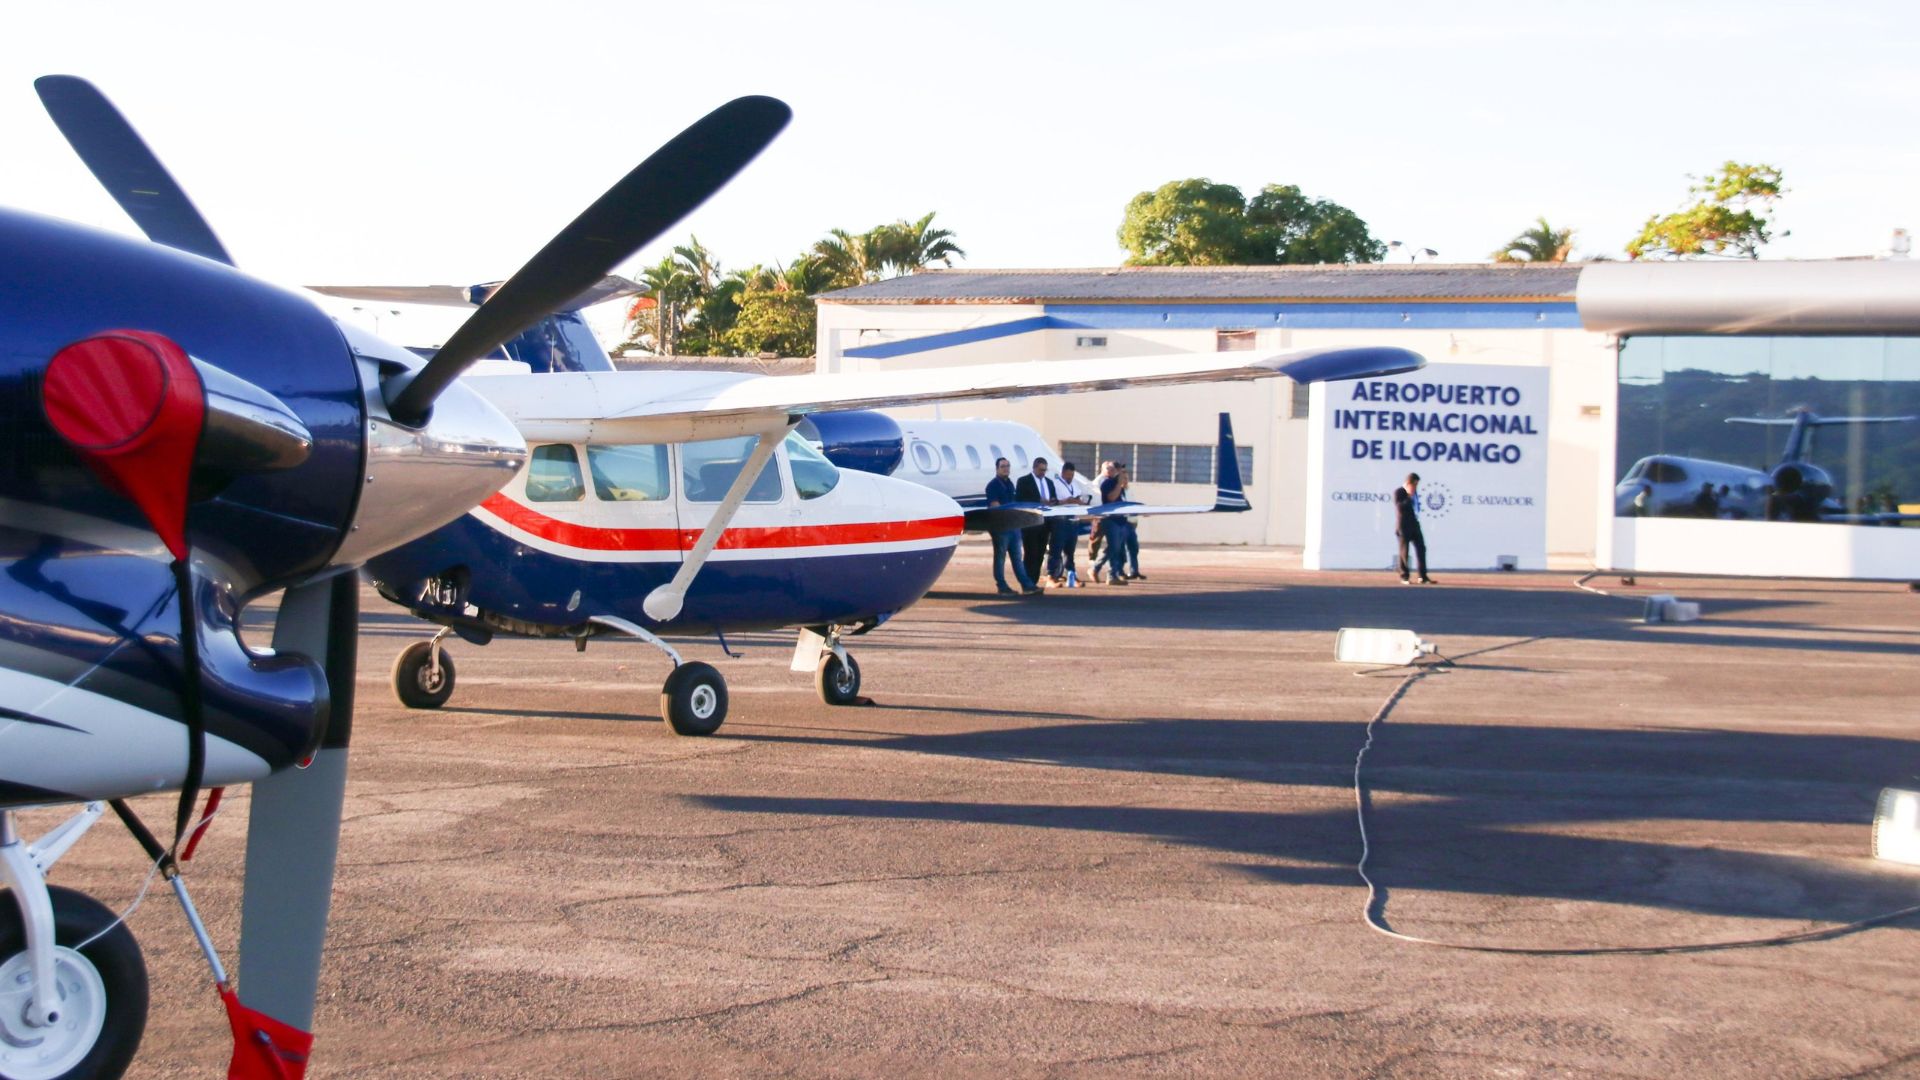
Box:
(785, 430, 841, 500)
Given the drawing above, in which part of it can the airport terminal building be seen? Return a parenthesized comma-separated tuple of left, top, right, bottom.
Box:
(815, 261, 1920, 578)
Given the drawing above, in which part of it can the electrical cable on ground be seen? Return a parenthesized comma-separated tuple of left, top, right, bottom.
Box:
(1352, 651, 1920, 956)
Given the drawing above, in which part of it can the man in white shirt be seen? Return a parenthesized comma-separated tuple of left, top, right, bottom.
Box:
(1046, 462, 1092, 585)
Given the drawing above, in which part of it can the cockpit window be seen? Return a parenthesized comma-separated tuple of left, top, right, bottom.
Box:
(525, 445, 586, 502)
(587, 444, 671, 501)
(1646, 460, 1689, 484)
(785, 431, 841, 500)
(682, 435, 784, 503)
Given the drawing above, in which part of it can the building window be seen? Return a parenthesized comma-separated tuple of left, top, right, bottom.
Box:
(1096, 442, 1133, 473)
(1133, 443, 1173, 483)
(1236, 446, 1255, 486)
(1172, 444, 1213, 485)
(1060, 442, 1096, 471)
(1291, 378, 1312, 419)
(1217, 329, 1257, 352)
(1075, 335, 1107, 348)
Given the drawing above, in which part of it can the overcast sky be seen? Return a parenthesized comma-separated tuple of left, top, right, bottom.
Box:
(5, 1, 1917, 341)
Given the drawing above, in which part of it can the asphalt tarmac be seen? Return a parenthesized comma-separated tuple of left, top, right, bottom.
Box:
(30, 546, 1920, 1078)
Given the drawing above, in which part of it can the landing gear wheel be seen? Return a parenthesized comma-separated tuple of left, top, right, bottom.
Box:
(816, 652, 862, 707)
(392, 641, 455, 709)
(0, 885, 148, 1080)
(661, 661, 728, 736)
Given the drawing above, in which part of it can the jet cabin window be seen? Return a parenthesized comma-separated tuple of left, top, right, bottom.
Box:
(587, 444, 671, 501)
(940, 445, 958, 471)
(784, 431, 840, 500)
(965, 445, 982, 470)
(682, 436, 784, 503)
(911, 441, 939, 474)
(525, 444, 586, 502)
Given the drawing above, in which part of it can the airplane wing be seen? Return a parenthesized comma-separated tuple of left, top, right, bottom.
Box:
(473, 344, 1424, 444)
(958, 412, 1250, 533)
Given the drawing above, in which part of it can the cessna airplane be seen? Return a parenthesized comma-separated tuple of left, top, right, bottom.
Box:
(1616, 410, 1917, 523)
(2, 76, 787, 1078)
(358, 337, 1419, 735)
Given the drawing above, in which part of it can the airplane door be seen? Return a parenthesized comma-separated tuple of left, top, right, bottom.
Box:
(579, 442, 682, 604)
(675, 434, 794, 619)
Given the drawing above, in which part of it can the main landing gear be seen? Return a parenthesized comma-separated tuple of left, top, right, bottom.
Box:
(1, 807, 148, 1080)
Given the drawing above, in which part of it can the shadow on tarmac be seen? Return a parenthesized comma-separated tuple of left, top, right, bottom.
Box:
(698, 716, 1920, 928)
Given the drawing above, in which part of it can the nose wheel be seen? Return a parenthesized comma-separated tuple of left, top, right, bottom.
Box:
(815, 651, 862, 706)
(391, 634, 456, 709)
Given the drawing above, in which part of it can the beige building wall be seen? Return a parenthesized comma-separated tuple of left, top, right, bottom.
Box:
(815, 302, 1612, 558)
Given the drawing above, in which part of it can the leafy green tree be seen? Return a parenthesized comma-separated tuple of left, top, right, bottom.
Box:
(725, 276, 817, 357)
(877, 212, 966, 275)
(1117, 179, 1260, 265)
(1627, 162, 1784, 260)
(1491, 217, 1576, 262)
(1245, 184, 1386, 264)
(1119, 179, 1384, 265)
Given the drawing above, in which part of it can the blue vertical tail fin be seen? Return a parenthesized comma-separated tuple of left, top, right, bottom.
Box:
(1212, 413, 1250, 512)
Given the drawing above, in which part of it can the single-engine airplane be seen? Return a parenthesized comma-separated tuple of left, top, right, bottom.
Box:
(1616, 409, 1917, 523)
(2, 76, 786, 1079)
(341, 300, 1420, 734)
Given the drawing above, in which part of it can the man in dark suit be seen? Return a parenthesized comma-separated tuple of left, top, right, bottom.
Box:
(1015, 457, 1057, 586)
(1393, 472, 1435, 585)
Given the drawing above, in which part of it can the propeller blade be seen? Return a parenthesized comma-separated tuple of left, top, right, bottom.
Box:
(34, 75, 235, 266)
(386, 96, 792, 424)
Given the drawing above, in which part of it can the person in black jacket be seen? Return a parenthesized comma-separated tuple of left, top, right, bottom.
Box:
(1393, 472, 1435, 585)
(1014, 457, 1058, 586)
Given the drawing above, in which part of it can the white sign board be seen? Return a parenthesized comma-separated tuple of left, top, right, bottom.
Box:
(1304, 364, 1550, 571)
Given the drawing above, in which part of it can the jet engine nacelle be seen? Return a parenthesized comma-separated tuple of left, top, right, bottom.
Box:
(1770, 461, 1833, 520)
(797, 410, 905, 478)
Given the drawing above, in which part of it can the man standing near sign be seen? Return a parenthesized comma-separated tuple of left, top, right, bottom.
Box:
(1394, 472, 1436, 585)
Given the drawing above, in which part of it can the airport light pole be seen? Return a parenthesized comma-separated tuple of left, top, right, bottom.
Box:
(1387, 240, 1439, 264)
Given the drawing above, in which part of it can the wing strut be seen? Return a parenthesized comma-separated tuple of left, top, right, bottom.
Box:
(643, 419, 797, 623)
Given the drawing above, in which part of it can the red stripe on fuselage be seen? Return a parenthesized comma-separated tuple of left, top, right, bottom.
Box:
(478, 493, 963, 553)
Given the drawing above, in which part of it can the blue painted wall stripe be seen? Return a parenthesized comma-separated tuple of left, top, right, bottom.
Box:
(843, 315, 1060, 358)
(838, 302, 1580, 359)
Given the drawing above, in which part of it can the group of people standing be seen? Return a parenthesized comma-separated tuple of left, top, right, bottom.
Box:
(984, 457, 1144, 596)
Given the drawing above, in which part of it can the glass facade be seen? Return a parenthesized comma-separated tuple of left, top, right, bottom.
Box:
(1616, 336, 1920, 523)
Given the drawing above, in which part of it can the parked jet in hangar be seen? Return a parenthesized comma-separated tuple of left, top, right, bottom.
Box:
(1616, 410, 1918, 523)
(357, 339, 1422, 736)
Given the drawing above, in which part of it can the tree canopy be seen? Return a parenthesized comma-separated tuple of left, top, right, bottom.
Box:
(622, 213, 965, 358)
(1491, 217, 1575, 262)
(1627, 162, 1785, 260)
(1117, 179, 1384, 265)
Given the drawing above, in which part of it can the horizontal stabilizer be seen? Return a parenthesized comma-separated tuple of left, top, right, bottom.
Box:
(1727, 415, 1916, 427)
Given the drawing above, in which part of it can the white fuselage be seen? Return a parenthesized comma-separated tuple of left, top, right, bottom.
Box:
(889, 418, 1063, 507)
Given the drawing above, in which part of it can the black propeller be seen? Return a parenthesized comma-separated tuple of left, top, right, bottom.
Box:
(383, 95, 793, 425)
(34, 75, 236, 267)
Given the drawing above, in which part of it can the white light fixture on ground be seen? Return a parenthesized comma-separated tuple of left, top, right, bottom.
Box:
(1643, 595, 1701, 623)
(1873, 788, 1920, 866)
(1335, 627, 1436, 666)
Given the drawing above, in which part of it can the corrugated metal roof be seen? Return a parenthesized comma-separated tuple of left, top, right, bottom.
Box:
(819, 264, 1584, 304)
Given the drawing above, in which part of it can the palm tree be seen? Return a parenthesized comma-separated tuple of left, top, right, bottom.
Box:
(635, 256, 696, 355)
(811, 228, 890, 289)
(1491, 218, 1576, 262)
(878, 212, 966, 275)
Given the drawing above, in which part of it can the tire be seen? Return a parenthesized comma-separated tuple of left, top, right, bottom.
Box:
(392, 641, 455, 709)
(0, 885, 148, 1080)
(816, 652, 862, 707)
(661, 661, 727, 736)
